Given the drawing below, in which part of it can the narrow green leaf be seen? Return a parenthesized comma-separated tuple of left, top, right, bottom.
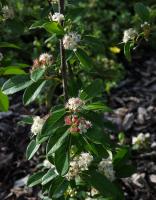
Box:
(134, 3, 150, 21)
(0, 67, 26, 75)
(26, 140, 40, 160)
(43, 22, 64, 35)
(2, 75, 33, 95)
(23, 80, 46, 105)
(54, 137, 70, 176)
(27, 171, 46, 187)
(0, 90, 9, 112)
(80, 79, 103, 100)
(30, 68, 45, 82)
(41, 108, 66, 137)
(29, 20, 47, 30)
(0, 42, 21, 49)
(74, 48, 92, 70)
(124, 41, 131, 62)
(42, 168, 57, 185)
(84, 102, 112, 112)
(49, 177, 68, 199)
(83, 171, 124, 200)
(47, 127, 68, 155)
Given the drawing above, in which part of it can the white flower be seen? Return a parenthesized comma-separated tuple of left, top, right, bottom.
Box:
(65, 159, 79, 180)
(98, 158, 115, 182)
(0, 52, 3, 61)
(65, 97, 85, 112)
(63, 32, 81, 50)
(31, 116, 45, 135)
(66, 152, 93, 180)
(123, 28, 137, 43)
(39, 53, 53, 66)
(43, 160, 55, 168)
(78, 119, 92, 134)
(52, 12, 64, 22)
(132, 132, 150, 149)
(78, 152, 93, 170)
(2, 5, 14, 20)
(141, 21, 150, 28)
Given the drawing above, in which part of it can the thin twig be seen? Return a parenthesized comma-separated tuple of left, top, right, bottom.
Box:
(58, 0, 68, 102)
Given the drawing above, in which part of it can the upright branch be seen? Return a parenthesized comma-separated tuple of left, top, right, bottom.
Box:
(58, 0, 68, 102)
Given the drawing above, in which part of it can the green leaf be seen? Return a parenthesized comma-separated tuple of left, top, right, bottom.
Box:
(74, 48, 92, 71)
(113, 147, 130, 168)
(84, 102, 112, 112)
(29, 20, 47, 30)
(0, 67, 26, 75)
(124, 41, 132, 62)
(23, 80, 46, 105)
(47, 127, 69, 155)
(43, 22, 64, 35)
(54, 137, 70, 176)
(18, 116, 33, 125)
(85, 126, 112, 148)
(40, 108, 66, 137)
(0, 42, 21, 49)
(42, 168, 57, 185)
(0, 90, 9, 112)
(83, 171, 124, 200)
(80, 79, 103, 100)
(115, 164, 136, 178)
(27, 171, 46, 187)
(30, 68, 45, 82)
(49, 177, 68, 199)
(26, 140, 40, 160)
(2, 75, 33, 95)
(134, 3, 150, 21)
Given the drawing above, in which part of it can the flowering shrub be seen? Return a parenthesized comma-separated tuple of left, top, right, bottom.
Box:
(0, 1, 155, 200)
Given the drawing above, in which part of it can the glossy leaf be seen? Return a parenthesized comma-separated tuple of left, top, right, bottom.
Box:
(83, 171, 124, 200)
(134, 3, 150, 21)
(26, 140, 40, 160)
(80, 79, 103, 100)
(54, 137, 70, 176)
(124, 41, 131, 62)
(0, 90, 9, 112)
(30, 68, 45, 82)
(47, 127, 68, 155)
(43, 22, 64, 35)
(0, 42, 21, 49)
(84, 102, 112, 112)
(42, 168, 57, 185)
(74, 48, 92, 71)
(27, 171, 46, 187)
(2, 75, 33, 95)
(23, 80, 46, 105)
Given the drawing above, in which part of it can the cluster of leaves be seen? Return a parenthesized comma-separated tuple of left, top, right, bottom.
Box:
(0, 1, 155, 199)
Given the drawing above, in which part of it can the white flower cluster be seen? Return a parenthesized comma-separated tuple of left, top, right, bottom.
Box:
(31, 116, 45, 135)
(52, 12, 64, 23)
(123, 28, 137, 43)
(0, 52, 3, 62)
(2, 5, 14, 20)
(63, 32, 81, 50)
(78, 119, 92, 134)
(39, 53, 53, 66)
(132, 133, 150, 150)
(43, 159, 55, 168)
(141, 21, 150, 28)
(65, 97, 85, 112)
(98, 158, 115, 182)
(66, 152, 93, 180)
